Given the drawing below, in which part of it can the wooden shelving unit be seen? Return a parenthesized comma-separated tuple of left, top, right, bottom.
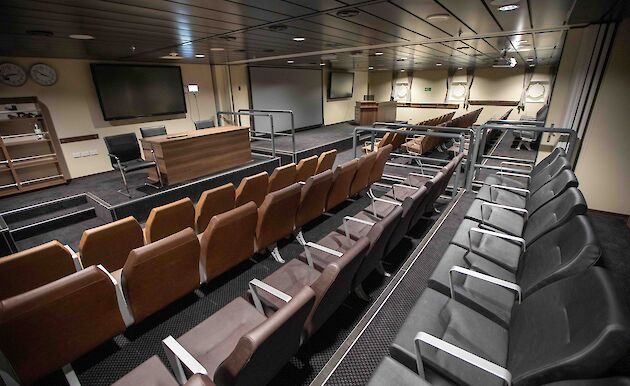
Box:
(0, 97, 69, 198)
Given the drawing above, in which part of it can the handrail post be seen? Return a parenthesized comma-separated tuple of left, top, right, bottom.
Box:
(465, 125, 482, 190)
(268, 114, 276, 158)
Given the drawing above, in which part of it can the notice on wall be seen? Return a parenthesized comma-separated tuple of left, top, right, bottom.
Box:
(424, 87, 432, 92)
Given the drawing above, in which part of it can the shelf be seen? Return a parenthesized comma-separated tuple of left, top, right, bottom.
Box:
(12, 158, 59, 170)
(3, 138, 51, 147)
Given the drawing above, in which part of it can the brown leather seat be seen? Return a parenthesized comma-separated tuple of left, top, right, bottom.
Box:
(79, 216, 144, 272)
(195, 183, 236, 233)
(113, 356, 216, 386)
(171, 286, 315, 386)
(117, 228, 200, 323)
(268, 163, 297, 193)
(349, 151, 378, 196)
(235, 172, 269, 208)
(259, 237, 369, 337)
(295, 155, 318, 182)
(144, 198, 195, 243)
(367, 144, 392, 186)
(0, 266, 126, 385)
(295, 170, 334, 230)
(315, 149, 337, 174)
(255, 183, 302, 253)
(362, 131, 394, 153)
(0, 240, 78, 300)
(325, 159, 358, 211)
(199, 202, 257, 282)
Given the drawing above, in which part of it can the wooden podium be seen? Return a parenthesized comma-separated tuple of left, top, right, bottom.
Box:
(355, 101, 397, 125)
(140, 126, 251, 185)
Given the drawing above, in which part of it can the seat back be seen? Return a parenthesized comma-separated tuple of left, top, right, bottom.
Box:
(416, 172, 446, 219)
(350, 152, 378, 196)
(295, 170, 334, 229)
(79, 216, 144, 272)
(518, 215, 601, 296)
(295, 155, 318, 182)
(390, 128, 411, 150)
(122, 228, 200, 323)
(354, 208, 403, 286)
(325, 159, 358, 211)
(214, 286, 315, 386)
(524, 187, 587, 245)
(199, 203, 257, 282)
(195, 183, 236, 233)
(0, 241, 77, 300)
(139, 126, 167, 138)
(378, 132, 395, 149)
(508, 267, 630, 385)
(368, 144, 393, 185)
(268, 163, 297, 193)
(315, 149, 337, 174)
(398, 185, 430, 247)
(306, 237, 370, 336)
(526, 169, 579, 215)
(532, 147, 565, 175)
(194, 119, 215, 129)
(235, 172, 269, 208)
(256, 183, 302, 250)
(144, 198, 196, 243)
(104, 133, 142, 165)
(0, 266, 126, 385)
(530, 155, 571, 193)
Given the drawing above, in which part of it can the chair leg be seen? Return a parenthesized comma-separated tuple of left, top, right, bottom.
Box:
(271, 245, 285, 263)
(117, 169, 132, 198)
(376, 262, 391, 277)
(354, 284, 371, 301)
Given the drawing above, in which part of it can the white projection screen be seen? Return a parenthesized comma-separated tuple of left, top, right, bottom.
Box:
(249, 67, 323, 133)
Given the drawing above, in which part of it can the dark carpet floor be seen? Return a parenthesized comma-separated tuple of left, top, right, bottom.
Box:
(250, 122, 358, 152)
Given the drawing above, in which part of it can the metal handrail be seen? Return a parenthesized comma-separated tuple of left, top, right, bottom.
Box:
(239, 109, 296, 163)
(217, 111, 277, 158)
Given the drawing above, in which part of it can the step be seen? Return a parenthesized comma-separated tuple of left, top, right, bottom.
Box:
(1, 194, 88, 227)
(9, 206, 97, 242)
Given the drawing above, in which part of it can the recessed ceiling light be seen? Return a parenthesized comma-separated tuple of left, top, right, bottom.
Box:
(69, 34, 94, 40)
(400, 69, 405, 72)
(526, 57, 534, 62)
(293, 37, 305, 42)
(374, 52, 384, 56)
(519, 48, 532, 52)
(529, 63, 535, 67)
(368, 66, 374, 70)
(320, 63, 326, 66)
(287, 60, 294, 64)
(336, 9, 360, 18)
(195, 54, 205, 58)
(397, 57, 407, 61)
(498, 4, 519, 11)
(516, 39, 528, 44)
(436, 63, 443, 66)
(426, 14, 450, 22)
(160, 52, 183, 60)
(210, 47, 225, 51)
(458, 67, 463, 70)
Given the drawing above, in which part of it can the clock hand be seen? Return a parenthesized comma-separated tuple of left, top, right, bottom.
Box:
(35, 70, 49, 78)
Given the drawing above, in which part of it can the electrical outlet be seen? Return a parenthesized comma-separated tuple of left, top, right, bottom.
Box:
(89, 149, 98, 156)
(80, 151, 90, 157)
(72, 152, 81, 158)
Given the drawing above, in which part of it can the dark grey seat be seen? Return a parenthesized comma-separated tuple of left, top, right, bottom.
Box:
(367, 357, 433, 386)
(429, 215, 601, 326)
(104, 133, 160, 196)
(476, 169, 578, 210)
(139, 125, 167, 138)
(194, 119, 215, 129)
(390, 267, 630, 386)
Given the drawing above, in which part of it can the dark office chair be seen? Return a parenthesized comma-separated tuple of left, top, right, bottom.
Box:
(104, 133, 162, 197)
(194, 119, 215, 129)
(140, 125, 167, 138)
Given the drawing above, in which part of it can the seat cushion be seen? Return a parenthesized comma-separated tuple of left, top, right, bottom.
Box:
(258, 259, 320, 310)
(483, 174, 528, 191)
(338, 211, 383, 240)
(112, 356, 178, 386)
(390, 288, 508, 386)
(297, 231, 354, 271)
(464, 199, 525, 237)
(384, 185, 418, 201)
(367, 357, 432, 386)
(119, 159, 156, 172)
(476, 184, 527, 208)
(407, 174, 433, 188)
(178, 297, 266, 380)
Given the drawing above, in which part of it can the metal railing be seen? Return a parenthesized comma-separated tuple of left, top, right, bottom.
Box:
(217, 111, 278, 158)
(238, 109, 297, 163)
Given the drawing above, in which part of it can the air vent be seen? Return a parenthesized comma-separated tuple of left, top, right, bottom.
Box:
(336, 9, 360, 18)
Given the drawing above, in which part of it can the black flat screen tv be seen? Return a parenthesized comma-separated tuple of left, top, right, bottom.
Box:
(91, 63, 187, 121)
(328, 72, 354, 100)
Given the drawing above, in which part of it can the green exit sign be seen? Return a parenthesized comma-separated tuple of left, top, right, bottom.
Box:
(424, 87, 432, 91)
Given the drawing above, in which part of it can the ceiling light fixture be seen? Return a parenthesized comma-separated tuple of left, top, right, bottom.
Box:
(368, 66, 374, 70)
(69, 34, 95, 40)
(458, 67, 463, 70)
(529, 63, 535, 67)
(287, 60, 294, 64)
(426, 14, 450, 22)
(526, 57, 534, 62)
(195, 54, 205, 58)
(320, 63, 326, 66)
(498, 4, 519, 11)
(210, 47, 225, 51)
(374, 52, 384, 56)
(293, 37, 305, 42)
(436, 63, 443, 66)
(160, 52, 183, 60)
(400, 69, 405, 72)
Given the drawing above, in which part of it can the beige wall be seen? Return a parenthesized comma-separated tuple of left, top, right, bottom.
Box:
(323, 68, 368, 125)
(574, 20, 630, 215)
(0, 57, 216, 178)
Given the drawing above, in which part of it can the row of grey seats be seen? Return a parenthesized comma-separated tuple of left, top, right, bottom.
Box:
(368, 148, 630, 385)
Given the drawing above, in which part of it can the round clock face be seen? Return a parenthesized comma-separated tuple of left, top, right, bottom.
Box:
(527, 83, 546, 99)
(0, 62, 27, 87)
(30, 63, 57, 86)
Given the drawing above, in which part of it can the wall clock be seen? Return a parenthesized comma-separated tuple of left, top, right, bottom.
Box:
(0, 62, 27, 87)
(30, 63, 58, 86)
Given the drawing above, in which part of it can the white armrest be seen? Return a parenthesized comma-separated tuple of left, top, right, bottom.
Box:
(415, 332, 512, 385)
(373, 196, 402, 206)
(163, 336, 208, 384)
(96, 265, 135, 327)
(409, 172, 434, 178)
(469, 227, 526, 254)
(381, 173, 406, 182)
(249, 278, 292, 314)
(489, 184, 530, 198)
(343, 216, 375, 238)
(480, 201, 528, 221)
(500, 161, 533, 174)
(306, 241, 344, 257)
(64, 245, 83, 271)
(298, 181, 306, 185)
(449, 266, 522, 303)
(496, 171, 531, 180)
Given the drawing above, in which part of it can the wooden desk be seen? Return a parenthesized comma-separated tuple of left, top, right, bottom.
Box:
(355, 101, 398, 125)
(140, 126, 251, 185)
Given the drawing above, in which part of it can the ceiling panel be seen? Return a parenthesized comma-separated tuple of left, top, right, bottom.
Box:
(358, 2, 451, 39)
(483, 0, 532, 31)
(390, 0, 476, 37)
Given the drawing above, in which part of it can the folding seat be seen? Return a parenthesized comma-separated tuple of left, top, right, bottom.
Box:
(254, 237, 370, 337)
(195, 183, 236, 233)
(349, 151, 378, 196)
(162, 286, 315, 386)
(315, 149, 337, 174)
(367, 144, 393, 189)
(429, 215, 601, 326)
(0, 266, 126, 385)
(450, 188, 587, 273)
(390, 267, 630, 386)
(114, 228, 200, 324)
(294, 170, 334, 244)
(476, 168, 578, 209)
(144, 197, 196, 243)
(255, 183, 302, 262)
(385, 172, 445, 224)
(294, 155, 318, 182)
(462, 186, 587, 240)
(79, 216, 144, 272)
(113, 356, 217, 386)
(325, 159, 358, 211)
(234, 171, 269, 207)
(199, 202, 257, 282)
(0, 240, 79, 300)
(268, 163, 297, 193)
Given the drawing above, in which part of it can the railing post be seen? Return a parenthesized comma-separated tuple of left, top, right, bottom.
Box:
(465, 125, 482, 191)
